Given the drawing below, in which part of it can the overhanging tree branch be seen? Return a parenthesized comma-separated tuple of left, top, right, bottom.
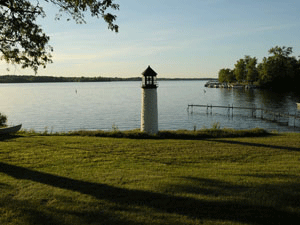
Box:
(0, 0, 119, 73)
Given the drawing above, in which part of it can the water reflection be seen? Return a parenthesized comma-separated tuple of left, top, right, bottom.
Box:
(191, 82, 300, 132)
(255, 89, 299, 113)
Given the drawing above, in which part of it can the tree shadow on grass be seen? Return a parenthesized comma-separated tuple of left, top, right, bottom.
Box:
(169, 177, 250, 197)
(240, 174, 300, 209)
(1, 162, 300, 225)
(208, 139, 300, 152)
(169, 176, 300, 211)
(0, 182, 10, 187)
(0, 196, 139, 225)
(0, 134, 22, 141)
(0, 197, 63, 225)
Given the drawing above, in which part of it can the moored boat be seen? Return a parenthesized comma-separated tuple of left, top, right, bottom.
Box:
(0, 124, 22, 135)
(204, 81, 221, 88)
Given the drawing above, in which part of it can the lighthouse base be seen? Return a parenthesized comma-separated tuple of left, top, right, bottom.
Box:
(141, 88, 158, 134)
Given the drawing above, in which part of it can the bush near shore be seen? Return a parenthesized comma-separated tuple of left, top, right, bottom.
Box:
(20, 127, 270, 139)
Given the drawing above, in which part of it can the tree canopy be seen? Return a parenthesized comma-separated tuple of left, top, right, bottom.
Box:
(0, 0, 119, 73)
(218, 68, 235, 84)
(218, 46, 300, 90)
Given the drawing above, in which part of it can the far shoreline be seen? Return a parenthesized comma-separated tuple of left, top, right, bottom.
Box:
(0, 75, 217, 84)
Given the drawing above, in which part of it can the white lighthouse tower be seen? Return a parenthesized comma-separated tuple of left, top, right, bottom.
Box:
(141, 66, 158, 134)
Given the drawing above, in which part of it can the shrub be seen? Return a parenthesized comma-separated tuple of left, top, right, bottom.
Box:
(0, 113, 7, 127)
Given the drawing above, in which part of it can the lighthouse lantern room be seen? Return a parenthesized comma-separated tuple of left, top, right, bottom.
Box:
(142, 66, 157, 88)
(141, 66, 158, 134)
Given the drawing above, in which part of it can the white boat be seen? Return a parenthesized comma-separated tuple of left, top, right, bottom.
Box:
(0, 124, 22, 135)
(297, 103, 300, 109)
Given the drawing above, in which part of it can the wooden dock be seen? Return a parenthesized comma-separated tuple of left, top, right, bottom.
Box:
(187, 104, 300, 128)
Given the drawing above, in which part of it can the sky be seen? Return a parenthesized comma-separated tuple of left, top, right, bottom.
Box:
(1, 0, 300, 78)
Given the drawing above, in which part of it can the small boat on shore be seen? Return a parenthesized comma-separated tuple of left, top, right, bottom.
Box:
(0, 124, 22, 135)
(204, 81, 221, 88)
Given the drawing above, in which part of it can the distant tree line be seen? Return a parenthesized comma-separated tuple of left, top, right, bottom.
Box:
(218, 46, 300, 90)
(0, 75, 141, 83)
(0, 75, 213, 83)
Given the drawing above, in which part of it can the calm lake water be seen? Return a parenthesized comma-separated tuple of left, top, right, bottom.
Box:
(1, 80, 300, 133)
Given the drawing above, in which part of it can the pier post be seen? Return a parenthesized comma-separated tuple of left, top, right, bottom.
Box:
(252, 105, 256, 118)
(227, 104, 231, 117)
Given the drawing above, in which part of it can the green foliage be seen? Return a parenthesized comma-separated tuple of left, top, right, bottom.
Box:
(219, 46, 300, 90)
(218, 68, 235, 83)
(269, 46, 293, 57)
(0, 113, 7, 126)
(257, 46, 300, 90)
(234, 58, 246, 82)
(232, 55, 258, 83)
(0, 0, 52, 73)
(245, 56, 258, 83)
(0, 0, 119, 73)
(211, 121, 221, 130)
(111, 123, 119, 131)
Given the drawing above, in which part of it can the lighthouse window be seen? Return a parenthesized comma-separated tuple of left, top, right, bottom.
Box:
(142, 75, 157, 87)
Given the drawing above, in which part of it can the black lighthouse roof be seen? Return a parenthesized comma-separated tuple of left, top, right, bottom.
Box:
(142, 66, 157, 77)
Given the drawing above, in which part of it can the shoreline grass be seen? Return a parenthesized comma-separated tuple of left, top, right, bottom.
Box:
(1, 130, 300, 224)
(19, 127, 271, 139)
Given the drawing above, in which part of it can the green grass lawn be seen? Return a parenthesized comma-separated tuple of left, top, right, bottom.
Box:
(1, 131, 300, 224)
